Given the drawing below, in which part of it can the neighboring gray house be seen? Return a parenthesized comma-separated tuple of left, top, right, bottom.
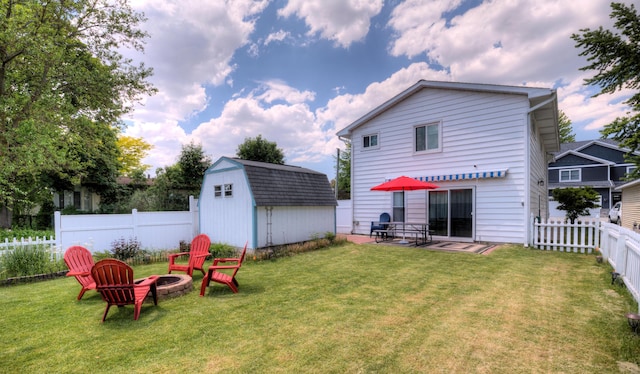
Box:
(548, 139, 639, 215)
(337, 80, 559, 245)
(199, 157, 337, 250)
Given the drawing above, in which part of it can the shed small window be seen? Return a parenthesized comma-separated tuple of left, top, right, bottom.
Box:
(224, 184, 233, 197)
(559, 169, 580, 182)
(363, 134, 378, 149)
(214, 185, 222, 197)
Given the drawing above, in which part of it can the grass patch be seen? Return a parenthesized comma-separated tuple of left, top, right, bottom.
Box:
(0, 243, 638, 373)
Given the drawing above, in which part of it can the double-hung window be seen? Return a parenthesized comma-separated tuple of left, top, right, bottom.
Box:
(559, 169, 581, 182)
(415, 122, 441, 153)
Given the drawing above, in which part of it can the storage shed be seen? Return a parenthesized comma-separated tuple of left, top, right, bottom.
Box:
(616, 178, 640, 232)
(199, 157, 337, 250)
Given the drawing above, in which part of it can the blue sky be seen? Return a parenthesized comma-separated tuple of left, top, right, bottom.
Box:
(124, 0, 635, 179)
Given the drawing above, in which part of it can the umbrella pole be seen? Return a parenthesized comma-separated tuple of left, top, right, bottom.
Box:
(399, 223, 408, 244)
(398, 187, 408, 244)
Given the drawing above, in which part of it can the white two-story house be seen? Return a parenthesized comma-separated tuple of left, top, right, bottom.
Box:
(337, 80, 560, 245)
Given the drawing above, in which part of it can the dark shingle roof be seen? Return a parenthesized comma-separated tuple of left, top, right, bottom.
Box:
(232, 158, 337, 207)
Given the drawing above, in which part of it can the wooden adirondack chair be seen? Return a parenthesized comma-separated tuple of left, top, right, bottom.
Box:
(167, 234, 211, 277)
(91, 259, 159, 322)
(200, 242, 248, 296)
(64, 246, 97, 300)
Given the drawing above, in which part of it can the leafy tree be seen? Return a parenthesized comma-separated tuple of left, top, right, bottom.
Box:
(236, 135, 285, 164)
(0, 0, 155, 221)
(558, 110, 575, 143)
(117, 136, 153, 177)
(336, 142, 351, 199)
(177, 142, 212, 193)
(551, 187, 600, 223)
(127, 143, 211, 211)
(572, 2, 640, 179)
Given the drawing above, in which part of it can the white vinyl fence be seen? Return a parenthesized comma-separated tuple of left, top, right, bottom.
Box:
(0, 236, 61, 261)
(336, 200, 352, 234)
(54, 197, 199, 253)
(599, 223, 640, 313)
(531, 215, 600, 253)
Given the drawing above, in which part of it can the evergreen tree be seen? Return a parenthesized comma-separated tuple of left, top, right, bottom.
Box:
(572, 2, 640, 179)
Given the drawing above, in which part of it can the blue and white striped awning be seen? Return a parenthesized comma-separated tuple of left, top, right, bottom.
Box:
(416, 169, 508, 182)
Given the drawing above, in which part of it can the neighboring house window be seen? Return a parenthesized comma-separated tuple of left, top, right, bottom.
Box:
(363, 134, 379, 149)
(415, 122, 441, 153)
(224, 184, 233, 197)
(559, 169, 581, 182)
(214, 185, 222, 197)
(627, 166, 637, 175)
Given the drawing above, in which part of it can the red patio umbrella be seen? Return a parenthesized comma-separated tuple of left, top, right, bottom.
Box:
(371, 176, 438, 243)
(370, 176, 439, 191)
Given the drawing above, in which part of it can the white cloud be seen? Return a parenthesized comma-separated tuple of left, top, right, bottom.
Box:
(189, 81, 330, 167)
(264, 30, 291, 45)
(278, 0, 384, 47)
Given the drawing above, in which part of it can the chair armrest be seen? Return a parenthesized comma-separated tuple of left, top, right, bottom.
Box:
(66, 270, 91, 277)
(135, 275, 159, 288)
(212, 258, 239, 266)
(208, 265, 240, 271)
(168, 252, 189, 261)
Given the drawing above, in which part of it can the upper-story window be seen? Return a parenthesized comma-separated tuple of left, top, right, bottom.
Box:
(363, 134, 379, 149)
(627, 166, 637, 176)
(559, 169, 581, 182)
(415, 122, 441, 153)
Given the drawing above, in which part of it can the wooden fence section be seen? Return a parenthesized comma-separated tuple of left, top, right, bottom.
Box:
(532, 216, 600, 253)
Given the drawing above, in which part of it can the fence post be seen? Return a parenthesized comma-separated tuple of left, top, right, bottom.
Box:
(132, 209, 138, 239)
(54, 211, 62, 250)
(615, 233, 627, 276)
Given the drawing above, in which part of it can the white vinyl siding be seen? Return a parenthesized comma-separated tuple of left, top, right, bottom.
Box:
(350, 87, 533, 243)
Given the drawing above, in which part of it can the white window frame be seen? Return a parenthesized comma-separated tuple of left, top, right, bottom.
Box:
(627, 165, 637, 175)
(224, 184, 233, 197)
(214, 185, 222, 197)
(362, 133, 379, 150)
(559, 168, 581, 182)
(414, 121, 442, 154)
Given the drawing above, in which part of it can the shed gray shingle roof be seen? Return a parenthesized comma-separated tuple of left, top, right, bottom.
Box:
(232, 158, 337, 207)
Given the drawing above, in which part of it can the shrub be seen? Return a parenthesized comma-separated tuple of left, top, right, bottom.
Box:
(111, 237, 142, 261)
(209, 243, 237, 258)
(1, 245, 51, 277)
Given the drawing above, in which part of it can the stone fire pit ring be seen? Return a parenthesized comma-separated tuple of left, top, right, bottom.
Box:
(136, 274, 193, 302)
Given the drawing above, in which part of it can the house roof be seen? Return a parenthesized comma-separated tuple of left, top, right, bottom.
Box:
(217, 157, 337, 207)
(336, 79, 559, 152)
(616, 178, 640, 191)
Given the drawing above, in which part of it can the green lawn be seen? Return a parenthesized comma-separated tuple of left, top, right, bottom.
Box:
(1, 243, 639, 373)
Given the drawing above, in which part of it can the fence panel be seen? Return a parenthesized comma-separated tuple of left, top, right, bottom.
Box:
(0, 236, 61, 261)
(532, 216, 599, 253)
(599, 223, 640, 313)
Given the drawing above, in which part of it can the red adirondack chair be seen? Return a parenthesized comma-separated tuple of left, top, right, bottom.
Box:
(200, 242, 247, 296)
(64, 246, 97, 300)
(168, 234, 211, 277)
(91, 259, 159, 322)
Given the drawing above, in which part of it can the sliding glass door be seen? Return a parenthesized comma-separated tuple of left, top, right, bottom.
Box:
(428, 188, 473, 239)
